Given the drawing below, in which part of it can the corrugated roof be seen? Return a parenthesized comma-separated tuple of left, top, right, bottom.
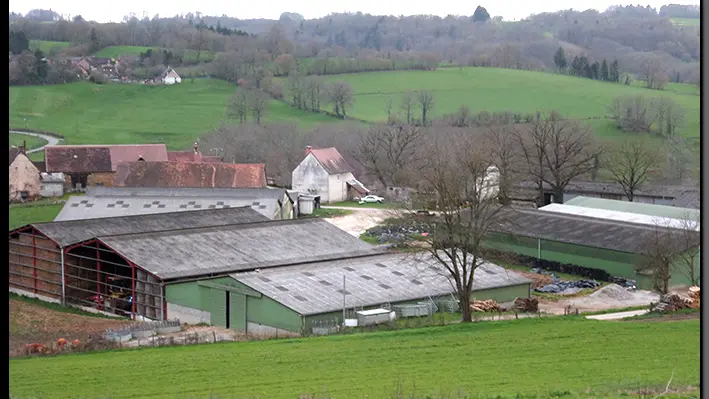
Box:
(54, 195, 283, 221)
(512, 180, 698, 201)
(114, 161, 267, 188)
(232, 253, 531, 315)
(539, 203, 700, 231)
(85, 186, 289, 201)
(563, 196, 700, 221)
(491, 208, 700, 254)
(44, 144, 168, 173)
(26, 206, 268, 247)
(97, 218, 382, 280)
(668, 191, 701, 210)
(309, 147, 353, 175)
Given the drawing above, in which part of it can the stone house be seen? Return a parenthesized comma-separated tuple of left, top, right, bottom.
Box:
(291, 146, 369, 204)
(9, 151, 41, 202)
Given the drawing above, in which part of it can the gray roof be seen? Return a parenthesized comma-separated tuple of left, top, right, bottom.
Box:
(668, 191, 701, 210)
(54, 195, 282, 221)
(512, 180, 699, 200)
(232, 253, 532, 315)
(23, 207, 268, 247)
(493, 208, 699, 254)
(97, 218, 382, 280)
(86, 186, 292, 203)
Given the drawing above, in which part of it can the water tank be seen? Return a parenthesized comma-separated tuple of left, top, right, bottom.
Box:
(298, 195, 315, 215)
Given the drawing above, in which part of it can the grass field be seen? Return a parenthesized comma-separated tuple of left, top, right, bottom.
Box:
(8, 194, 81, 229)
(670, 17, 701, 26)
(314, 67, 700, 140)
(28, 40, 70, 53)
(9, 316, 698, 398)
(9, 79, 339, 150)
(9, 132, 47, 149)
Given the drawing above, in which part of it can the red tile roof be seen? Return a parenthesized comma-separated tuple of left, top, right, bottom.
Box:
(114, 161, 267, 188)
(167, 151, 223, 163)
(44, 144, 168, 174)
(308, 147, 354, 175)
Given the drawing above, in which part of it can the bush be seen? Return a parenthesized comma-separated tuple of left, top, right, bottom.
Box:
(89, 70, 107, 84)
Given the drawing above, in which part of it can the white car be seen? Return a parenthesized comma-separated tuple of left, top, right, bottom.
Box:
(359, 195, 385, 204)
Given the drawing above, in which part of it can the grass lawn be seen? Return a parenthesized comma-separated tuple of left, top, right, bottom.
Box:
(9, 79, 340, 151)
(670, 17, 701, 26)
(28, 40, 70, 53)
(9, 194, 80, 229)
(313, 67, 699, 140)
(9, 316, 699, 398)
(9, 133, 47, 150)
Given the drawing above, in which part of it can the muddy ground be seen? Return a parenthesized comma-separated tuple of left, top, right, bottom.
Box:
(323, 208, 392, 237)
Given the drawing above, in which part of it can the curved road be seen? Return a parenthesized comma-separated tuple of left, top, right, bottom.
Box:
(9, 130, 61, 154)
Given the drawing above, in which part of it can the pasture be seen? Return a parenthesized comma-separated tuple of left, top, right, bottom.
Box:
(28, 40, 70, 53)
(670, 17, 701, 26)
(8, 79, 339, 151)
(9, 133, 47, 150)
(9, 203, 64, 230)
(319, 67, 700, 140)
(9, 316, 698, 398)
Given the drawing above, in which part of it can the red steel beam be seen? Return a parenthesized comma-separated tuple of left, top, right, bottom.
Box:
(32, 228, 37, 294)
(96, 241, 101, 300)
(131, 262, 136, 320)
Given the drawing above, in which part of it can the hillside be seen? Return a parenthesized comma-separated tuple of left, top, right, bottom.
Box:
(9, 316, 699, 398)
(9, 79, 338, 150)
(316, 67, 700, 139)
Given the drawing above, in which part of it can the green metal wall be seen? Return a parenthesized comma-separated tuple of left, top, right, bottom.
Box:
(484, 233, 699, 290)
(470, 283, 531, 303)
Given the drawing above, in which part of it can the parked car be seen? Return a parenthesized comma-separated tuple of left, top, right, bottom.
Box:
(359, 195, 385, 204)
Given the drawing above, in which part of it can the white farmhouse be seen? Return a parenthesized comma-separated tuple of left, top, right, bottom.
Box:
(159, 67, 182, 85)
(291, 146, 369, 204)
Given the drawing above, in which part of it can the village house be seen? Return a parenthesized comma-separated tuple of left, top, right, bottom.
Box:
(158, 67, 182, 85)
(9, 148, 41, 202)
(291, 146, 369, 204)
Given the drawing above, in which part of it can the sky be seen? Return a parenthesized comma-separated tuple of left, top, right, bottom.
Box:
(8, 0, 701, 23)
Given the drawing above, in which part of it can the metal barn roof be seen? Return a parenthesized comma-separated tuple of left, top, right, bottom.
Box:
(86, 186, 291, 201)
(97, 218, 382, 280)
(22, 207, 268, 247)
(232, 253, 532, 316)
(539, 203, 700, 231)
(54, 195, 282, 221)
(563, 196, 700, 221)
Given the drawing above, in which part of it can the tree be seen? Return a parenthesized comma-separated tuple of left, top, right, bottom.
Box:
(472, 6, 491, 23)
(673, 215, 701, 286)
(89, 27, 101, 54)
(606, 139, 659, 201)
(400, 91, 416, 125)
(652, 97, 685, 138)
(287, 72, 305, 109)
(9, 30, 30, 55)
(408, 128, 507, 322)
(609, 60, 620, 83)
(228, 90, 250, 123)
(248, 89, 269, 124)
(640, 57, 669, 90)
(417, 90, 435, 126)
(325, 81, 354, 118)
(353, 124, 424, 188)
(600, 59, 610, 81)
(638, 220, 700, 294)
(515, 112, 601, 204)
(303, 76, 324, 112)
(553, 47, 567, 72)
(663, 136, 694, 183)
(481, 124, 522, 205)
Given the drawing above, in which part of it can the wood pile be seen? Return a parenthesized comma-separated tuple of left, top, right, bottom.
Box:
(515, 271, 553, 290)
(470, 299, 500, 313)
(688, 286, 700, 309)
(651, 294, 693, 312)
(513, 297, 539, 312)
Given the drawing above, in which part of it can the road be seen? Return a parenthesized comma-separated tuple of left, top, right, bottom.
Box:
(10, 130, 61, 153)
(584, 309, 650, 320)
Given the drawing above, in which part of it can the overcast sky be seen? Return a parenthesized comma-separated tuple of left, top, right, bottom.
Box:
(8, 0, 701, 23)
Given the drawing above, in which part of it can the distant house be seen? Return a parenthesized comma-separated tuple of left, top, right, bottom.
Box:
(44, 144, 169, 190)
(291, 146, 369, 204)
(159, 67, 181, 85)
(114, 161, 268, 189)
(9, 152, 41, 202)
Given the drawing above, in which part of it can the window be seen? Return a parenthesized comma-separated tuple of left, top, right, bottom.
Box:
(20, 191, 28, 201)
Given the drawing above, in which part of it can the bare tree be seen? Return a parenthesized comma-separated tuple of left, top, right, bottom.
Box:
(325, 81, 354, 118)
(417, 90, 435, 126)
(303, 76, 324, 112)
(353, 124, 424, 188)
(409, 129, 508, 322)
(663, 136, 694, 183)
(384, 97, 395, 124)
(227, 90, 250, 123)
(674, 215, 701, 286)
(652, 97, 685, 137)
(400, 91, 416, 125)
(481, 124, 523, 205)
(248, 89, 269, 125)
(606, 138, 660, 201)
(640, 57, 669, 90)
(515, 112, 601, 204)
(607, 95, 656, 133)
(287, 71, 305, 109)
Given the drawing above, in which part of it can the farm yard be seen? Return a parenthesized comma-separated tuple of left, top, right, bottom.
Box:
(8, 313, 699, 398)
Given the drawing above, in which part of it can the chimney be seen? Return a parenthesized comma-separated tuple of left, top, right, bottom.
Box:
(20, 140, 27, 155)
(193, 142, 199, 155)
(305, 145, 312, 155)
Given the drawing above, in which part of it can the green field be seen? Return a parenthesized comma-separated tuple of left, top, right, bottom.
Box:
(9, 133, 47, 150)
(670, 17, 701, 26)
(313, 67, 700, 139)
(28, 40, 70, 53)
(9, 203, 64, 229)
(9, 317, 698, 398)
(94, 46, 217, 63)
(9, 79, 339, 150)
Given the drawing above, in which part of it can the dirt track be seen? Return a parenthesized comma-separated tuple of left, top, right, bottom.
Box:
(322, 208, 392, 237)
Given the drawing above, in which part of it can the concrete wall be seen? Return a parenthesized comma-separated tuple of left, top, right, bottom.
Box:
(291, 154, 330, 203)
(327, 172, 354, 203)
(166, 302, 211, 324)
(40, 181, 64, 197)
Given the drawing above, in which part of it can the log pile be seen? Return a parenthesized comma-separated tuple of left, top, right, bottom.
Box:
(515, 271, 553, 290)
(651, 294, 693, 312)
(513, 297, 539, 312)
(688, 286, 700, 309)
(470, 299, 500, 313)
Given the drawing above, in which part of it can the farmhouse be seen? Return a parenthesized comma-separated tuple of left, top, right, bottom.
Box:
(483, 206, 701, 290)
(158, 67, 182, 84)
(114, 161, 267, 189)
(291, 146, 369, 204)
(44, 144, 169, 189)
(54, 186, 297, 221)
(9, 152, 41, 202)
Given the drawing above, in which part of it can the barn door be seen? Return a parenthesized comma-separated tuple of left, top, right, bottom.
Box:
(229, 293, 247, 331)
(200, 287, 227, 328)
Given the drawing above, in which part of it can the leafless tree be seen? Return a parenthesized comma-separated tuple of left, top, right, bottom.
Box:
(417, 90, 435, 126)
(228, 90, 250, 123)
(353, 124, 424, 188)
(663, 136, 695, 183)
(640, 57, 669, 90)
(384, 97, 395, 124)
(325, 81, 354, 118)
(287, 71, 305, 109)
(515, 112, 601, 204)
(607, 95, 656, 133)
(481, 124, 523, 205)
(400, 91, 416, 125)
(248, 89, 269, 125)
(303, 76, 324, 112)
(673, 215, 701, 286)
(605, 138, 660, 201)
(652, 97, 685, 137)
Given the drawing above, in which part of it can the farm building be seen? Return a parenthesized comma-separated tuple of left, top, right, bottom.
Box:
(159, 67, 182, 84)
(9, 152, 41, 202)
(114, 161, 267, 189)
(292, 146, 369, 203)
(167, 253, 531, 335)
(482, 207, 701, 290)
(563, 196, 700, 223)
(54, 187, 296, 221)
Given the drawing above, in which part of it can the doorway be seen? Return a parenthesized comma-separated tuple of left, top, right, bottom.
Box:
(225, 291, 230, 329)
